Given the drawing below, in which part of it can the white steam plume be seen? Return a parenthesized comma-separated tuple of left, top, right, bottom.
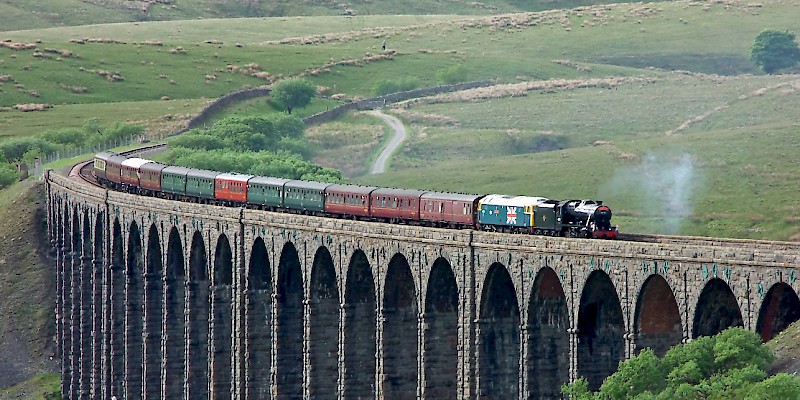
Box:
(604, 153, 698, 234)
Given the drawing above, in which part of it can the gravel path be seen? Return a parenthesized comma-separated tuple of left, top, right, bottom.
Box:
(367, 110, 406, 174)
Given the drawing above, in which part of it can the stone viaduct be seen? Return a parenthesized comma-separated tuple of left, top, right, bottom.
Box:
(47, 170, 800, 399)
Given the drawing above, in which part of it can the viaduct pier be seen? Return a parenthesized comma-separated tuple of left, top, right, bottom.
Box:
(46, 169, 800, 399)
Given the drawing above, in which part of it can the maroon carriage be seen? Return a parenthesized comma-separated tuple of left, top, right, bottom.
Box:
(369, 188, 426, 221)
(120, 158, 152, 188)
(325, 184, 378, 218)
(97, 153, 128, 186)
(420, 192, 483, 227)
(139, 161, 166, 193)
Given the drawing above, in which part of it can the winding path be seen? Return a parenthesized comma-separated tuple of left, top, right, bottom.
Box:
(368, 110, 406, 174)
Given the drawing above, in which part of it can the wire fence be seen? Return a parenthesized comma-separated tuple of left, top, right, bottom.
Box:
(25, 135, 146, 180)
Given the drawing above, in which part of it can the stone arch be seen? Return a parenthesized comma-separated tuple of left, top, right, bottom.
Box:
(478, 262, 520, 399)
(309, 245, 339, 399)
(214, 234, 233, 286)
(212, 234, 234, 400)
(143, 224, 163, 399)
(76, 212, 92, 397)
(92, 212, 105, 398)
(423, 257, 458, 400)
(382, 253, 418, 399)
(126, 220, 144, 399)
(526, 267, 569, 399)
(276, 241, 303, 399)
(756, 282, 800, 342)
(246, 237, 272, 399)
(187, 230, 210, 399)
(59, 206, 73, 396)
(110, 218, 125, 398)
(164, 226, 186, 399)
(692, 278, 743, 338)
(577, 270, 624, 391)
(634, 274, 682, 356)
(343, 249, 376, 399)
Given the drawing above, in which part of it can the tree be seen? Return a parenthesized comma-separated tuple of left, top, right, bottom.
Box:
(270, 78, 316, 114)
(562, 327, 796, 400)
(598, 349, 665, 399)
(750, 29, 800, 73)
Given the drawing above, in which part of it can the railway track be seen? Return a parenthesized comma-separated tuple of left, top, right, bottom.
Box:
(70, 144, 800, 253)
(619, 233, 800, 253)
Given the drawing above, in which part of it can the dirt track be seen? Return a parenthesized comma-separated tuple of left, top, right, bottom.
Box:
(367, 110, 406, 174)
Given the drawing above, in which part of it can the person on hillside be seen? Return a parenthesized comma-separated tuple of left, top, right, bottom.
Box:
(381, 39, 386, 51)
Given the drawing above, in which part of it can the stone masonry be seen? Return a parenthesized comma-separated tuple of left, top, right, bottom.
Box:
(47, 171, 800, 399)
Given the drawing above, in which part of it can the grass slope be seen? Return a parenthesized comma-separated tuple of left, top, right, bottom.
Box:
(0, 180, 57, 390)
(768, 320, 800, 376)
(0, 0, 662, 31)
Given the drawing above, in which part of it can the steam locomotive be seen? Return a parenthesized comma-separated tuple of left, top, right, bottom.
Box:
(93, 151, 618, 239)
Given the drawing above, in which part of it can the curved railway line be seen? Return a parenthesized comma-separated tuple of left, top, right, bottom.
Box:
(69, 144, 800, 253)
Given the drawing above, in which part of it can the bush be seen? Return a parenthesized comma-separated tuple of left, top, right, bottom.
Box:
(372, 76, 422, 96)
(436, 65, 467, 84)
(0, 163, 19, 189)
(270, 78, 316, 114)
(750, 29, 800, 73)
(169, 149, 343, 182)
(0, 138, 57, 163)
(564, 328, 792, 400)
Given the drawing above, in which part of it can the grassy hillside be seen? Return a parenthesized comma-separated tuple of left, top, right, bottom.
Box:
(0, 0, 797, 240)
(0, 0, 661, 31)
(0, 180, 58, 392)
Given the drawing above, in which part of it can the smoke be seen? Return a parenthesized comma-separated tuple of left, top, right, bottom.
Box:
(604, 153, 698, 234)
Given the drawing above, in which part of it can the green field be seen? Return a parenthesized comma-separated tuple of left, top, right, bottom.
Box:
(0, 0, 797, 240)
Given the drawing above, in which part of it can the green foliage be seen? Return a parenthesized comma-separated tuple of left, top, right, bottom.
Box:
(695, 365, 765, 400)
(745, 373, 800, 400)
(166, 148, 342, 182)
(38, 118, 143, 150)
(169, 114, 306, 153)
(562, 377, 592, 400)
(712, 327, 773, 372)
(564, 328, 793, 400)
(0, 137, 57, 163)
(271, 78, 316, 114)
(165, 113, 341, 181)
(372, 77, 423, 96)
(750, 29, 800, 73)
(0, 163, 19, 189)
(599, 349, 665, 399)
(436, 64, 468, 84)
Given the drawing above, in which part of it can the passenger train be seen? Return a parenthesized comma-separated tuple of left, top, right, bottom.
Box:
(93, 151, 618, 239)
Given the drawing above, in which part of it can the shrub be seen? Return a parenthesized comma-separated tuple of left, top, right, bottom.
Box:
(372, 77, 422, 96)
(751, 29, 800, 73)
(436, 64, 467, 84)
(270, 78, 315, 114)
(0, 163, 18, 189)
(564, 328, 791, 400)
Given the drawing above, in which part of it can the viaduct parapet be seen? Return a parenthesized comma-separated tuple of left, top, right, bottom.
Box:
(46, 170, 800, 399)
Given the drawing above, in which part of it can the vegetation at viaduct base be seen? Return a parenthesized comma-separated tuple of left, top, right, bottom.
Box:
(564, 327, 800, 399)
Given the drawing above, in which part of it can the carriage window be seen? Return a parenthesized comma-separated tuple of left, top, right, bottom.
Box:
(439, 203, 444, 213)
